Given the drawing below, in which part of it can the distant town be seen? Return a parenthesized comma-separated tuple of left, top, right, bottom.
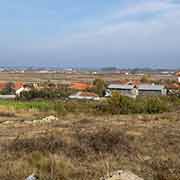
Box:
(0, 67, 179, 100)
(0, 66, 179, 75)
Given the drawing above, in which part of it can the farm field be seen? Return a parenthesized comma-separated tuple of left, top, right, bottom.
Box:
(0, 72, 176, 83)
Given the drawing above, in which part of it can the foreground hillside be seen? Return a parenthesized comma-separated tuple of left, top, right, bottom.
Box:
(0, 110, 180, 180)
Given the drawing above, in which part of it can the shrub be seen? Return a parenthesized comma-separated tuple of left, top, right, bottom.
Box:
(19, 88, 75, 100)
(99, 93, 170, 115)
(75, 127, 133, 154)
(143, 97, 169, 114)
(27, 152, 75, 180)
(107, 92, 135, 114)
(53, 102, 66, 115)
(5, 135, 65, 154)
(140, 74, 151, 83)
(150, 159, 180, 180)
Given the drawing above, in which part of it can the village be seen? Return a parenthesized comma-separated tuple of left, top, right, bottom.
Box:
(0, 70, 179, 100)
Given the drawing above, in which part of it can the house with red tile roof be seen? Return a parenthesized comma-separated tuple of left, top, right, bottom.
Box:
(14, 82, 24, 90)
(167, 83, 180, 96)
(167, 83, 180, 90)
(0, 82, 24, 92)
(70, 82, 93, 91)
(0, 82, 24, 98)
(176, 72, 180, 76)
(0, 83, 6, 91)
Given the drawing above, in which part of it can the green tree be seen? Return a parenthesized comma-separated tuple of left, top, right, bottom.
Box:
(107, 92, 134, 114)
(1, 82, 15, 95)
(144, 97, 168, 114)
(92, 79, 107, 97)
(141, 74, 151, 83)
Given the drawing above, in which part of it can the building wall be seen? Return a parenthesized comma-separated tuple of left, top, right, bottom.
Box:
(108, 86, 167, 97)
(138, 90, 162, 96)
(110, 89, 132, 96)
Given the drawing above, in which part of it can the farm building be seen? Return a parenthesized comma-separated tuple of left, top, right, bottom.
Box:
(138, 84, 167, 96)
(107, 84, 167, 97)
(107, 84, 137, 98)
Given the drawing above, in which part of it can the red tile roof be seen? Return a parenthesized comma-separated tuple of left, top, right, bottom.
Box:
(111, 80, 128, 84)
(0, 82, 24, 91)
(14, 82, 24, 90)
(70, 82, 93, 90)
(167, 83, 180, 90)
(0, 83, 6, 90)
(111, 80, 141, 86)
(128, 80, 141, 85)
(176, 72, 180, 76)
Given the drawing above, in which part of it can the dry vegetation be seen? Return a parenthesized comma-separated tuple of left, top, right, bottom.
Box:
(0, 109, 180, 180)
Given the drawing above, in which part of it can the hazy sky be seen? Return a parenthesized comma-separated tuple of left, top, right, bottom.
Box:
(0, 0, 180, 68)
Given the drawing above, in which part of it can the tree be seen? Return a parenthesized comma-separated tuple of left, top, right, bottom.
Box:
(1, 82, 15, 95)
(92, 79, 107, 97)
(107, 92, 134, 114)
(141, 74, 151, 83)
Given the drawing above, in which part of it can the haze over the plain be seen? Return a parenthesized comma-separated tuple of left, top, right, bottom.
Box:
(0, 0, 180, 68)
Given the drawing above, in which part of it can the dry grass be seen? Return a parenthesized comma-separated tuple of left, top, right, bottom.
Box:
(0, 111, 180, 180)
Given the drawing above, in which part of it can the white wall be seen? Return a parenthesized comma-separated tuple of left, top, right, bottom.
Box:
(178, 77, 180, 83)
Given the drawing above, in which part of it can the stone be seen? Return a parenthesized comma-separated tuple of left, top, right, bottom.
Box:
(25, 174, 38, 180)
(26, 115, 58, 124)
(2, 120, 13, 125)
(100, 170, 144, 180)
(41, 115, 58, 123)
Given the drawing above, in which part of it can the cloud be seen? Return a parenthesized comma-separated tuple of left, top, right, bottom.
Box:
(44, 0, 180, 68)
(114, 0, 175, 17)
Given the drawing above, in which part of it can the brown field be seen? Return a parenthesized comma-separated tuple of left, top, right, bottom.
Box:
(0, 72, 176, 83)
(0, 109, 180, 180)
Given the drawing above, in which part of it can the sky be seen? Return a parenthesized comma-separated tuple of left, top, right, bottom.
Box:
(0, 0, 180, 68)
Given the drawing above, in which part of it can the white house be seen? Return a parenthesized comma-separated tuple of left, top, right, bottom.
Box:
(16, 85, 31, 96)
